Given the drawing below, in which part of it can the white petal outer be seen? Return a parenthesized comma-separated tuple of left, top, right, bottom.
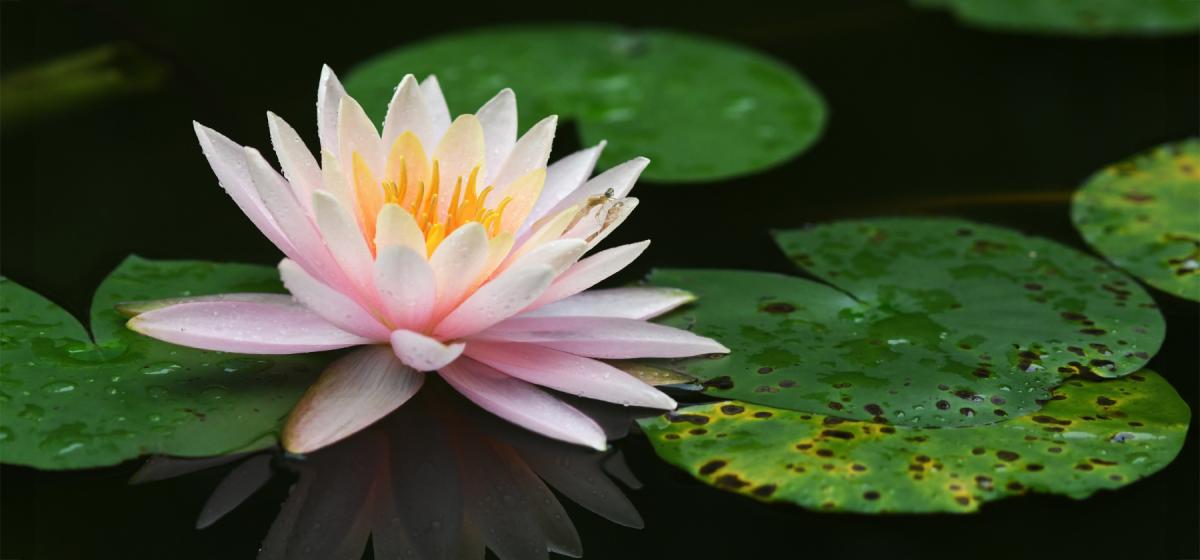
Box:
(493, 115, 556, 195)
(193, 123, 298, 259)
(244, 147, 349, 293)
(544, 157, 647, 220)
(374, 245, 436, 331)
(374, 203, 427, 255)
(278, 258, 390, 341)
(283, 346, 424, 453)
(389, 329, 465, 371)
(337, 95, 384, 174)
(127, 300, 371, 354)
(434, 265, 556, 340)
(473, 317, 729, 359)
(516, 287, 696, 320)
(429, 222, 489, 319)
(523, 142, 605, 234)
(503, 238, 588, 277)
(312, 190, 376, 298)
(419, 75, 452, 140)
(476, 89, 517, 185)
(439, 357, 606, 450)
(317, 65, 349, 154)
(463, 341, 676, 409)
(382, 74, 436, 152)
(527, 240, 650, 311)
(267, 112, 322, 215)
(116, 293, 295, 318)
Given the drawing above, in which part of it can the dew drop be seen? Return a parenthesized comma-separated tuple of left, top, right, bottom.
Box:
(41, 381, 77, 394)
(141, 362, 183, 376)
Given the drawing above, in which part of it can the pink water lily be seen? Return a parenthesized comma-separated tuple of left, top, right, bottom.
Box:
(124, 66, 728, 453)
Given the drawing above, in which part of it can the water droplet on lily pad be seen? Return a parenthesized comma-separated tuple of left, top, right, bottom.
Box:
(218, 358, 272, 374)
(141, 361, 182, 376)
(40, 380, 76, 394)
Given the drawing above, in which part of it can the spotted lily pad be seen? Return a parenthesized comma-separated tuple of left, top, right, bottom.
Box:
(640, 370, 1188, 513)
(0, 256, 329, 470)
(913, 0, 1200, 36)
(344, 25, 826, 182)
(1072, 139, 1200, 302)
(646, 218, 1164, 427)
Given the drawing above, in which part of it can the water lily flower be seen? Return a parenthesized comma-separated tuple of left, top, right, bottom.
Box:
(124, 66, 728, 453)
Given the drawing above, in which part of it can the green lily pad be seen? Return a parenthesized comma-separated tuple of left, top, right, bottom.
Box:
(1072, 139, 1200, 302)
(640, 370, 1189, 513)
(646, 218, 1164, 427)
(0, 256, 329, 470)
(344, 25, 826, 182)
(913, 0, 1200, 36)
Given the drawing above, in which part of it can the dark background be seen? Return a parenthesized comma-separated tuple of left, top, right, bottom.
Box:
(2, 1, 1197, 558)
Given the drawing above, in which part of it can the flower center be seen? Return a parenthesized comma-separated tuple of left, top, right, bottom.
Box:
(380, 159, 511, 254)
(350, 131, 514, 256)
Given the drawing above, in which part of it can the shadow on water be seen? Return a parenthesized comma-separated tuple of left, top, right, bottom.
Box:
(130, 379, 654, 560)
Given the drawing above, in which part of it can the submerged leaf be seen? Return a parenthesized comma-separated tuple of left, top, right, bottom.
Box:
(1072, 139, 1200, 302)
(640, 370, 1189, 513)
(344, 25, 826, 182)
(0, 256, 329, 470)
(646, 218, 1164, 426)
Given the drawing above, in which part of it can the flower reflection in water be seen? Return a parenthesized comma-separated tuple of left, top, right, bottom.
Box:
(132, 379, 651, 559)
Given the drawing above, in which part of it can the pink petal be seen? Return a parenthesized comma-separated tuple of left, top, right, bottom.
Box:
(128, 300, 370, 354)
(517, 287, 695, 320)
(267, 111, 322, 215)
(439, 357, 606, 450)
(316, 65, 348, 154)
(429, 222, 489, 319)
(312, 191, 376, 299)
(278, 258, 390, 340)
(116, 293, 294, 318)
(528, 240, 650, 311)
(373, 245, 436, 331)
(493, 116, 556, 195)
(475, 317, 728, 358)
(283, 346, 424, 453)
(419, 75, 453, 140)
(381, 74, 437, 152)
(245, 147, 351, 294)
(433, 265, 556, 340)
(389, 329, 465, 371)
(337, 95, 384, 177)
(476, 89, 517, 185)
(523, 142, 605, 234)
(502, 238, 588, 277)
(463, 341, 676, 409)
(193, 122, 298, 259)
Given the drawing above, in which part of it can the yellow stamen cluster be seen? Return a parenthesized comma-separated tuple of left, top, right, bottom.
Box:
(380, 158, 513, 255)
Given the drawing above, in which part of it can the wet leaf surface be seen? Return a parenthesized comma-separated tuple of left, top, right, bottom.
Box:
(640, 370, 1189, 513)
(1072, 139, 1200, 302)
(646, 218, 1165, 426)
(913, 0, 1200, 36)
(0, 256, 330, 469)
(343, 25, 826, 182)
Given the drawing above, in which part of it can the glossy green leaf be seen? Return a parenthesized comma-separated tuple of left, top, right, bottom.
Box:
(344, 25, 826, 182)
(646, 218, 1164, 427)
(1072, 139, 1200, 302)
(913, 0, 1200, 36)
(640, 370, 1188, 513)
(0, 256, 330, 470)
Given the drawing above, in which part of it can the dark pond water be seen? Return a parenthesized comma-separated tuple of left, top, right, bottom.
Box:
(2, 1, 1197, 558)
